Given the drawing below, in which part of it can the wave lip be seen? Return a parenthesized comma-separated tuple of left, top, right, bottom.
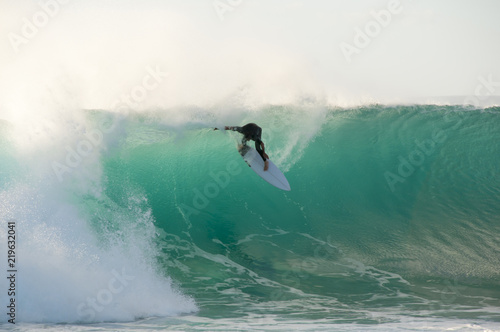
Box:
(2, 104, 500, 326)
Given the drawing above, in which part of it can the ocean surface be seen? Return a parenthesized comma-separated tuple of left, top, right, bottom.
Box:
(1, 104, 500, 331)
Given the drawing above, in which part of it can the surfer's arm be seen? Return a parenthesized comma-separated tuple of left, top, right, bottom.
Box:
(225, 126, 243, 133)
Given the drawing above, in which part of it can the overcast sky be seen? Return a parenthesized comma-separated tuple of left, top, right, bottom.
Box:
(1, 0, 499, 109)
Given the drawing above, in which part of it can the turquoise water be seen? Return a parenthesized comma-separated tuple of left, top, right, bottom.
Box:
(1, 105, 500, 331)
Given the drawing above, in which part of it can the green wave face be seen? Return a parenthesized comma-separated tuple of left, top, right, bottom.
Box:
(1, 105, 500, 324)
(100, 105, 500, 319)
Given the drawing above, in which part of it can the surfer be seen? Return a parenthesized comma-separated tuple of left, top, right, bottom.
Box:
(215, 123, 269, 171)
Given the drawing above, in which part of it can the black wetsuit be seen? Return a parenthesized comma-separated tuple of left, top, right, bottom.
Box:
(230, 123, 267, 162)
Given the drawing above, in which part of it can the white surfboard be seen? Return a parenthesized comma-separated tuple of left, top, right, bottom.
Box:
(238, 144, 291, 191)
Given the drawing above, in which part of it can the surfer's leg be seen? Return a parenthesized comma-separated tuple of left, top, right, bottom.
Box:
(255, 140, 269, 171)
(255, 141, 267, 162)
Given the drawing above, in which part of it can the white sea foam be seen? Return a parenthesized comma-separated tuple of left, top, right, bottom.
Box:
(0, 153, 197, 323)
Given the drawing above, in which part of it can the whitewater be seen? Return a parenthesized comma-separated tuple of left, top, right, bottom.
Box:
(2, 1, 500, 331)
(1, 102, 500, 331)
